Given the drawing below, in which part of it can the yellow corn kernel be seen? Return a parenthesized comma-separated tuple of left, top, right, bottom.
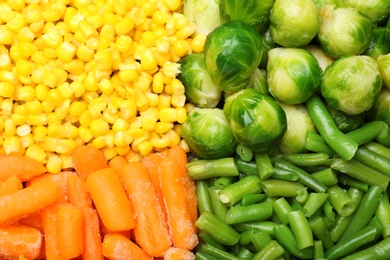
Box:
(0, 71, 15, 84)
(41, 101, 55, 114)
(46, 153, 63, 174)
(31, 51, 47, 64)
(91, 136, 106, 149)
(60, 154, 74, 170)
(170, 78, 185, 95)
(25, 144, 47, 163)
(35, 84, 50, 101)
(86, 12, 104, 29)
(56, 41, 77, 62)
(171, 94, 186, 108)
(98, 78, 114, 95)
(46, 89, 64, 108)
(20, 134, 34, 148)
(164, 83, 172, 95)
(78, 110, 91, 127)
(16, 124, 32, 137)
(159, 107, 177, 123)
(83, 71, 98, 92)
(88, 97, 107, 118)
(15, 86, 35, 102)
(0, 82, 14, 98)
(163, 0, 181, 11)
(33, 125, 47, 142)
(55, 100, 70, 120)
(7, 0, 25, 11)
(104, 131, 115, 148)
(70, 80, 86, 98)
(42, 70, 59, 88)
(4, 118, 16, 137)
(94, 49, 113, 71)
(2, 98, 13, 115)
(155, 122, 174, 134)
(68, 101, 86, 117)
(13, 103, 27, 115)
(152, 11, 170, 25)
(173, 39, 191, 57)
(191, 33, 206, 53)
(63, 59, 84, 75)
(15, 59, 35, 76)
(141, 116, 156, 132)
(0, 27, 13, 45)
(179, 139, 190, 153)
(3, 136, 21, 155)
(166, 129, 181, 147)
(119, 69, 139, 83)
(176, 22, 196, 40)
(46, 123, 66, 139)
(16, 27, 34, 43)
(42, 4, 65, 22)
(174, 15, 189, 30)
(77, 43, 95, 62)
(0, 53, 12, 71)
(6, 12, 25, 32)
(25, 100, 42, 115)
(90, 118, 109, 138)
(150, 132, 170, 149)
(115, 35, 133, 53)
(78, 126, 93, 142)
(141, 31, 157, 48)
(157, 93, 171, 109)
(176, 107, 187, 124)
(56, 139, 77, 155)
(41, 137, 57, 152)
(140, 48, 158, 71)
(129, 7, 147, 27)
(115, 15, 134, 35)
(162, 61, 180, 78)
(101, 146, 117, 160)
(135, 73, 152, 92)
(116, 145, 130, 156)
(17, 42, 38, 57)
(133, 88, 149, 108)
(137, 140, 153, 156)
(155, 37, 170, 55)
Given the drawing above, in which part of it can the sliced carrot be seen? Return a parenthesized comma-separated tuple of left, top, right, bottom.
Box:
(159, 156, 198, 250)
(0, 175, 23, 196)
(86, 168, 135, 231)
(121, 162, 171, 257)
(109, 155, 128, 175)
(102, 233, 153, 260)
(164, 247, 196, 260)
(0, 224, 42, 260)
(72, 145, 108, 179)
(57, 203, 84, 259)
(0, 154, 46, 182)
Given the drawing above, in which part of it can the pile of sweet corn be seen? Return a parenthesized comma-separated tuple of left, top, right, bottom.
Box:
(0, 0, 206, 173)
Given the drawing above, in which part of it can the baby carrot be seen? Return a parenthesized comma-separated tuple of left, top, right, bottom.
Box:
(159, 156, 199, 250)
(0, 154, 46, 182)
(109, 155, 128, 175)
(121, 162, 171, 257)
(164, 247, 196, 260)
(57, 203, 84, 259)
(17, 211, 44, 233)
(86, 168, 135, 231)
(72, 145, 108, 179)
(102, 233, 153, 260)
(41, 204, 64, 260)
(0, 224, 42, 260)
(0, 175, 23, 196)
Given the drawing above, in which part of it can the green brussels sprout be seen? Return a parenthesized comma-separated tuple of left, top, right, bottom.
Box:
(368, 88, 390, 127)
(219, 0, 275, 33)
(204, 21, 263, 94)
(269, 0, 320, 48)
(267, 47, 322, 104)
(182, 0, 221, 36)
(246, 68, 270, 96)
(223, 88, 287, 153)
(277, 103, 317, 154)
(364, 26, 390, 60)
(321, 55, 382, 115)
(326, 103, 366, 133)
(314, 0, 345, 8)
(377, 54, 390, 89)
(318, 5, 373, 59)
(304, 45, 335, 72)
(178, 53, 221, 108)
(259, 29, 281, 69)
(344, 0, 390, 23)
(182, 108, 238, 159)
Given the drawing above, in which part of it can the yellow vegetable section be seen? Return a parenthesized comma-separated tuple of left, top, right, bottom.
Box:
(0, 0, 206, 173)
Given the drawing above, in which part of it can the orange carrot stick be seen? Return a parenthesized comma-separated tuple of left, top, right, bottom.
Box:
(167, 146, 198, 225)
(0, 154, 46, 182)
(109, 155, 128, 175)
(0, 175, 23, 196)
(159, 156, 198, 250)
(17, 211, 44, 233)
(57, 203, 84, 259)
(72, 145, 108, 179)
(67, 174, 103, 260)
(0, 178, 58, 226)
(41, 204, 65, 260)
(121, 162, 171, 257)
(0, 224, 42, 260)
(164, 247, 196, 260)
(86, 168, 135, 232)
(102, 233, 153, 260)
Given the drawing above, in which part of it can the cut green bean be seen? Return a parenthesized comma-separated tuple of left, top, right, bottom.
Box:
(195, 212, 240, 246)
(252, 240, 285, 260)
(296, 188, 309, 205)
(327, 185, 356, 216)
(302, 192, 329, 217)
(313, 240, 325, 260)
(196, 180, 214, 215)
(353, 146, 390, 178)
(309, 216, 334, 250)
(346, 120, 386, 145)
(208, 187, 228, 221)
(225, 201, 273, 225)
(236, 246, 254, 259)
(306, 95, 358, 161)
(187, 157, 240, 180)
(311, 168, 338, 187)
(287, 210, 313, 249)
(218, 175, 262, 206)
(375, 121, 390, 147)
(238, 229, 256, 246)
(305, 132, 337, 156)
(195, 251, 217, 260)
(363, 141, 390, 161)
(235, 158, 258, 176)
(199, 243, 241, 260)
(368, 216, 384, 244)
(255, 152, 274, 180)
(343, 236, 390, 260)
(213, 176, 236, 189)
(376, 192, 390, 238)
(251, 230, 272, 251)
(338, 174, 369, 192)
(322, 200, 336, 223)
(272, 197, 293, 225)
(240, 193, 267, 206)
(233, 221, 278, 236)
(271, 166, 299, 181)
(284, 152, 331, 168)
(260, 179, 305, 197)
(198, 230, 226, 251)
(236, 144, 253, 162)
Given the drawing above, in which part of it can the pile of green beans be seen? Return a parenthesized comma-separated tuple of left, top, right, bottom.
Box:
(187, 96, 390, 260)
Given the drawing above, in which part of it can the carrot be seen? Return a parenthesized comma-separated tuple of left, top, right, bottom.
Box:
(0, 178, 58, 226)
(109, 155, 128, 175)
(57, 203, 84, 259)
(121, 162, 171, 257)
(17, 211, 44, 233)
(0, 154, 46, 182)
(0, 224, 42, 260)
(67, 174, 103, 260)
(163, 247, 196, 260)
(72, 145, 108, 179)
(86, 168, 135, 231)
(167, 146, 198, 225)
(102, 233, 153, 260)
(0, 175, 23, 196)
(159, 156, 198, 250)
(18, 255, 30, 260)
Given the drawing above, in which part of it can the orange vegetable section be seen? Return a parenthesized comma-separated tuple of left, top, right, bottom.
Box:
(0, 145, 198, 259)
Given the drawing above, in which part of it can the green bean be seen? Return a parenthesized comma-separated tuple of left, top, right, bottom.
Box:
(225, 201, 273, 225)
(327, 185, 356, 216)
(195, 212, 240, 246)
(252, 240, 285, 260)
(338, 174, 369, 192)
(198, 230, 226, 251)
(287, 210, 313, 249)
(187, 157, 240, 180)
(346, 120, 386, 145)
(296, 188, 309, 205)
(306, 95, 358, 161)
(213, 176, 237, 189)
(272, 197, 293, 225)
(363, 141, 390, 161)
(376, 192, 390, 238)
(199, 243, 242, 260)
(233, 221, 278, 236)
(353, 146, 390, 178)
(195, 251, 217, 260)
(313, 240, 325, 260)
(260, 179, 305, 197)
(235, 158, 258, 176)
(236, 143, 254, 162)
(302, 192, 329, 217)
(284, 152, 331, 168)
(238, 229, 256, 246)
(196, 180, 214, 215)
(236, 246, 254, 259)
(368, 216, 384, 244)
(375, 121, 390, 147)
(311, 168, 339, 187)
(255, 152, 274, 180)
(305, 132, 337, 156)
(343, 236, 390, 260)
(251, 230, 272, 251)
(218, 175, 262, 206)
(240, 193, 267, 206)
(271, 166, 299, 181)
(208, 187, 228, 221)
(309, 216, 334, 250)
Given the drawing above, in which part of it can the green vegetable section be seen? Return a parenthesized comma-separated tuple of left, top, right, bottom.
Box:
(181, 0, 390, 258)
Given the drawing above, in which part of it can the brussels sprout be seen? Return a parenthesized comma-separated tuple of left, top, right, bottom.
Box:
(267, 47, 322, 104)
(246, 68, 270, 96)
(314, 0, 345, 8)
(219, 0, 275, 32)
(178, 53, 221, 108)
(204, 21, 263, 94)
(182, 0, 221, 36)
(321, 55, 382, 115)
(318, 6, 373, 59)
(364, 26, 390, 60)
(269, 0, 320, 48)
(368, 88, 390, 127)
(182, 108, 238, 159)
(377, 54, 390, 89)
(326, 103, 366, 133)
(259, 29, 281, 69)
(277, 103, 317, 154)
(223, 88, 287, 153)
(344, 0, 390, 23)
(304, 45, 335, 72)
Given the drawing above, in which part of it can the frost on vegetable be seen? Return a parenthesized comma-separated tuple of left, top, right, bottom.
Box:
(181, 108, 238, 159)
(321, 55, 382, 115)
(204, 21, 263, 94)
(178, 53, 221, 108)
(269, 0, 320, 48)
(368, 88, 390, 128)
(266, 47, 322, 105)
(223, 89, 287, 153)
(344, 0, 390, 23)
(318, 5, 373, 59)
(377, 54, 390, 89)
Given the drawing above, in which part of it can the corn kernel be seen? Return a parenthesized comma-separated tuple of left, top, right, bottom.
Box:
(98, 78, 114, 95)
(159, 107, 176, 123)
(115, 35, 133, 53)
(17, 42, 38, 57)
(15, 59, 35, 76)
(60, 154, 74, 169)
(3, 136, 21, 155)
(55, 100, 71, 120)
(0, 82, 14, 98)
(25, 144, 47, 163)
(171, 94, 186, 108)
(0, 27, 14, 45)
(191, 33, 206, 53)
(78, 126, 93, 142)
(92, 136, 106, 149)
(56, 41, 77, 62)
(137, 140, 153, 156)
(4, 118, 16, 137)
(140, 48, 158, 71)
(116, 145, 130, 156)
(20, 134, 34, 148)
(6, 12, 25, 32)
(150, 132, 170, 149)
(46, 153, 63, 174)
(33, 125, 47, 142)
(90, 118, 109, 137)
(77, 43, 95, 61)
(56, 139, 77, 155)
(88, 97, 107, 118)
(16, 124, 32, 137)
(133, 88, 149, 108)
(173, 39, 191, 57)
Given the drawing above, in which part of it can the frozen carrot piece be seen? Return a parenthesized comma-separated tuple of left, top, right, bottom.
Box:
(0, 178, 58, 226)
(41, 204, 64, 260)
(102, 233, 153, 260)
(0, 154, 46, 182)
(159, 156, 198, 250)
(18, 255, 30, 260)
(109, 155, 128, 175)
(72, 145, 108, 179)
(0, 224, 42, 260)
(0, 175, 23, 196)
(57, 203, 84, 259)
(121, 162, 171, 257)
(17, 211, 44, 233)
(67, 174, 103, 260)
(163, 247, 196, 260)
(167, 146, 198, 225)
(86, 168, 135, 231)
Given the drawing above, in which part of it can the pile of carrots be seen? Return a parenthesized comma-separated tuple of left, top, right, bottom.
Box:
(0, 145, 198, 259)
